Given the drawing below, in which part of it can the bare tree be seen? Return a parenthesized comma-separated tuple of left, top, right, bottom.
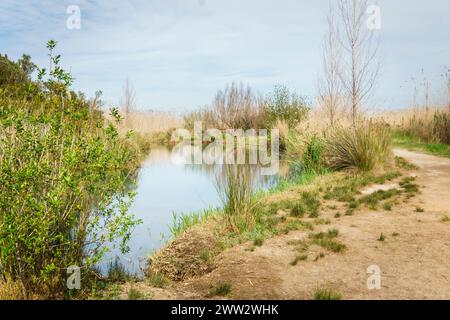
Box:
(446, 68, 450, 110)
(121, 78, 136, 116)
(335, 0, 380, 126)
(318, 8, 344, 127)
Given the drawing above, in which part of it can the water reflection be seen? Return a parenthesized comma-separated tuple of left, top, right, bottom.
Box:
(101, 147, 287, 276)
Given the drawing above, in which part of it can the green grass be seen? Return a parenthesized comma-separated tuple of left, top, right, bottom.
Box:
(253, 236, 264, 247)
(209, 282, 232, 297)
(169, 207, 218, 237)
(127, 287, 144, 300)
(399, 177, 419, 193)
(314, 288, 342, 300)
(358, 189, 400, 210)
(314, 218, 331, 225)
(394, 156, 418, 170)
(106, 258, 134, 282)
(290, 203, 305, 217)
(300, 191, 321, 218)
(394, 132, 450, 158)
(383, 202, 393, 211)
(199, 248, 213, 262)
(147, 272, 170, 288)
(308, 229, 346, 253)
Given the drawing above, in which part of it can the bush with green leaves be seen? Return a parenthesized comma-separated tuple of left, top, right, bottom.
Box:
(0, 41, 141, 298)
(264, 85, 310, 129)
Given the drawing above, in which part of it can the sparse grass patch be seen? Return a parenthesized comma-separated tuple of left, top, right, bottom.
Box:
(290, 203, 305, 217)
(314, 253, 326, 262)
(147, 272, 170, 288)
(309, 229, 346, 253)
(395, 156, 418, 170)
(106, 258, 134, 282)
(440, 215, 450, 223)
(279, 219, 314, 234)
(312, 238, 346, 253)
(383, 202, 393, 211)
(253, 236, 264, 247)
(290, 255, 308, 266)
(345, 209, 354, 216)
(314, 218, 331, 225)
(199, 248, 213, 262)
(127, 287, 144, 300)
(169, 208, 218, 238)
(358, 189, 400, 210)
(209, 282, 232, 297)
(378, 233, 386, 242)
(415, 207, 425, 213)
(300, 191, 321, 218)
(348, 201, 359, 209)
(314, 288, 342, 300)
(399, 177, 419, 194)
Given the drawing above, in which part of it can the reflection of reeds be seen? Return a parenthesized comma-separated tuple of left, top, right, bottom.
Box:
(215, 164, 257, 233)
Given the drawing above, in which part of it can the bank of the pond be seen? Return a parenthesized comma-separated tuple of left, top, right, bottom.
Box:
(99, 146, 288, 276)
(93, 151, 448, 300)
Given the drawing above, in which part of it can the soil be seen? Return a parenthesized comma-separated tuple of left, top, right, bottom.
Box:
(122, 149, 450, 300)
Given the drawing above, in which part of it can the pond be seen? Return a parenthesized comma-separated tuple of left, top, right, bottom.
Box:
(101, 147, 288, 276)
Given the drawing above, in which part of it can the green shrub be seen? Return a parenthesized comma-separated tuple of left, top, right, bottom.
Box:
(263, 85, 309, 129)
(0, 42, 140, 298)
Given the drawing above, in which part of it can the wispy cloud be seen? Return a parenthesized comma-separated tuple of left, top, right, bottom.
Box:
(0, 0, 449, 110)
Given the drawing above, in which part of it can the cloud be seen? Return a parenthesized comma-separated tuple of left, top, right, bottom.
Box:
(0, 0, 449, 110)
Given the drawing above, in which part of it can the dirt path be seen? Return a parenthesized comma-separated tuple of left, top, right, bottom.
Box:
(129, 149, 450, 300)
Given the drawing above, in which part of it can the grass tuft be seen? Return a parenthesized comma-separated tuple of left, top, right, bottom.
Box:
(209, 282, 232, 297)
(314, 288, 342, 300)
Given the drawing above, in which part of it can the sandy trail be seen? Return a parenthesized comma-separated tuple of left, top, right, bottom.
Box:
(134, 149, 450, 300)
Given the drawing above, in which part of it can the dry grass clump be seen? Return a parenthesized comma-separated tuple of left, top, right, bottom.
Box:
(0, 279, 25, 300)
(0, 278, 45, 300)
(323, 121, 392, 171)
(147, 222, 219, 281)
(106, 110, 182, 135)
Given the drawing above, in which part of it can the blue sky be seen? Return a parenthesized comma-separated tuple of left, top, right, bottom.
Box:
(0, 0, 449, 112)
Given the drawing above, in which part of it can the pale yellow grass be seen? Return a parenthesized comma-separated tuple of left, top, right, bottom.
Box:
(372, 106, 447, 127)
(106, 111, 182, 135)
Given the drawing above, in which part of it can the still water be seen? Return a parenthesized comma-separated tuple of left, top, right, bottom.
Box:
(101, 147, 286, 276)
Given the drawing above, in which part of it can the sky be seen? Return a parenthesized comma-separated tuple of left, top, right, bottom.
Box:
(0, 0, 449, 112)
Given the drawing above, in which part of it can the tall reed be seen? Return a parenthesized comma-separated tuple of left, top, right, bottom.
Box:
(215, 164, 257, 233)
